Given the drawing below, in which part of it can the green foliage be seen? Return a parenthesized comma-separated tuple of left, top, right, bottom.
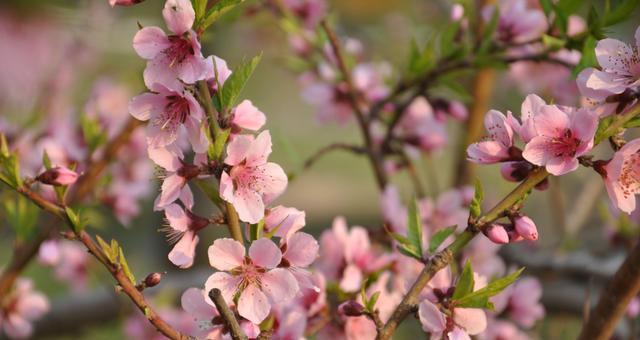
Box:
(396, 199, 424, 260)
(196, 0, 244, 32)
(603, 0, 640, 27)
(3, 195, 39, 241)
(428, 225, 457, 253)
(454, 267, 525, 310)
(96, 236, 137, 284)
(219, 53, 262, 110)
(81, 116, 108, 154)
(452, 261, 475, 300)
(469, 179, 483, 219)
(65, 206, 87, 233)
(0, 134, 23, 188)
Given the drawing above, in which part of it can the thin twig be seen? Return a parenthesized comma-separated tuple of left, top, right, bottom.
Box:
(208, 288, 248, 340)
(320, 20, 388, 190)
(303, 143, 366, 170)
(579, 240, 640, 340)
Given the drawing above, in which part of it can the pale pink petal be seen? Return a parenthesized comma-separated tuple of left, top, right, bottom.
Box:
(595, 38, 633, 71)
(156, 174, 186, 209)
(164, 203, 189, 232)
(605, 178, 636, 214)
(184, 116, 208, 154)
(205, 272, 241, 303)
(454, 308, 487, 335)
(177, 54, 210, 84)
(4, 314, 32, 339)
(545, 156, 578, 176)
(585, 69, 628, 93)
(233, 100, 266, 131)
(283, 232, 319, 267)
(232, 187, 266, 224)
(448, 327, 471, 340)
(521, 94, 545, 122)
(345, 227, 370, 264)
(162, 0, 195, 35)
(181, 287, 217, 320)
(132, 27, 170, 59)
(169, 233, 199, 268)
(261, 268, 299, 303)
(147, 145, 182, 171)
(264, 206, 306, 238)
(208, 238, 245, 270)
(533, 105, 569, 137)
(577, 68, 610, 100)
(179, 184, 194, 210)
(249, 238, 282, 269)
(467, 141, 510, 164)
(428, 266, 452, 291)
(570, 109, 598, 142)
(418, 300, 446, 333)
(224, 135, 254, 166)
(256, 162, 288, 204)
(16, 292, 49, 319)
(522, 136, 552, 166)
(339, 264, 363, 292)
(245, 130, 273, 167)
(238, 284, 271, 324)
(129, 92, 164, 121)
(483, 110, 513, 147)
(219, 171, 234, 203)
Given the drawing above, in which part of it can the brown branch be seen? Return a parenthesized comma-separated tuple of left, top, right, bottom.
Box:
(208, 288, 248, 340)
(0, 117, 143, 300)
(320, 20, 388, 191)
(11, 185, 189, 340)
(579, 240, 640, 340)
(303, 143, 366, 170)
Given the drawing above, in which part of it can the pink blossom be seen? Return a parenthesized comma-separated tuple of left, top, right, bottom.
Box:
(264, 205, 306, 239)
(467, 109, 515, 164)
(479, 318, 529, 340)
(603, 139, 640, 214)
(281, 0, 327, 29)
(148, 145, 197, 210)
(513, 215, 538, 241)
(396, 97, 448, 153)
(272, 305, 308, 340)
(487, 0, 547, 44)
(132, 0, 210, 90)
(418, 268, 488, 339)
(433, 99, 468, 122)
(462, 237, 506, 279)
(36, 166, 78, 186)
(231, 100, 266, 132)
(522, 105, 598, 175)
(129, 82, 207, 153)
(125, 305, 196, 340)
(205, 238, 299, 324)
(162, 202, 209, 268)
(352, 62, 391, 103)
(219, 131, 288, 224)
(493, 277, 545, 328)
(39, 240, 90, 290)
(484, 224, 510, 244)
(381, 185, 408, 234)
(0, 279, 49, 339)
(180, 287, 259, 339)
(577, 26, 640, 101)
(280, 232, 319, 288)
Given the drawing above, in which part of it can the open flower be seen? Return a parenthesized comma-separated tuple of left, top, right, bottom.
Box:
(129, 82, 207, 153)
(522, 105, 598, 175)
(486, 0, 547, 44)
(577, 26, 640, 101)
(148, 145, 199, 210)
(219, 130, 288, 223)
(0, 279, 49, 339)
(467, 109, 515, 164)
(603, 139, 640, 214)
(132, 0, 210, 90)
(280, 232, 319, 288)
(205, 238, 299, 324)
(162, 202, 209, 268)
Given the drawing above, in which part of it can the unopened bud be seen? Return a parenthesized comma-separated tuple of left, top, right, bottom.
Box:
(500, 161, 532, 182)
(36, 166, 78, 186)
(144, 272, 163, 288)
(109, 0, 146, 7)
(534, 177, 549, 191)
(514, 215, 538, 241)
(339, 300, 365, 317)
(484, 224, 509, 244)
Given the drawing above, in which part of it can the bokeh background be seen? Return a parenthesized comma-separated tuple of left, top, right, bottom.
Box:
(0, 0, 639, 339)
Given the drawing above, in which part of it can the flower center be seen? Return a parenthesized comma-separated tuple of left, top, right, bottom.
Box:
(550, 129, 581, 158)
(618, 152, 640, 198)
(158, 95, 191, 131)
(165, 35, 194, 68)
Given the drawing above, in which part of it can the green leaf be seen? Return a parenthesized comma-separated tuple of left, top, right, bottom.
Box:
(603, 0, 640, 26)
(249, 219, 265, 241)
(429, 225, 457, 253)
(366, 291, 381, 312)
(42, 151, 52, 170)
(213, 128, 231, 160)
(594, 113, 615, 144)
(198, 0, 244, 32)
(555, 0, 583, 34)
(96, 235, 117, 263)
(396, 244, 423, 261)
(80, 116, 108, 154)
(406, 199, 423, 258)
(539, 0, 554, 16)
(478, 8, 499, 54)
(3, 195, 39, 241)
(407, 38, 436, 75)
(65, 207, 85, 232)
(542, 34, 566, 51)
(455, 268, 525, 308)
(0, 133, 9, 157)
(193, 0, 208, 21)
(118, 247, 136, 284)
(452, 261, 475, 300)
(388, 231, 411, 246)
(469, 179, 483, 218)
(220, 53, 262, 109)
(625, 116, 640, 128)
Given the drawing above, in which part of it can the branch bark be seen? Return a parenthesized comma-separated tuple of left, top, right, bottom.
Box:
(208, 288, 248, 340)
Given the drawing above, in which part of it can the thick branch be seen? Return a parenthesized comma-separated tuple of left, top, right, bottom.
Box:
(579, 240, 640, 340)
(208, 288, 247, 340)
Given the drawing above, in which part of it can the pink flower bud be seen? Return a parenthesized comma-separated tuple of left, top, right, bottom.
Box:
(339, 300, 365, 317)
(514, 215, 538, 241)
(534, 177, 549, 191)
(36, 166, 78, 186)
(108, 0, 145, 7)
(500, 161, 532, 182)
(144, 272, 163, 288)
(484, 224, 509, 244)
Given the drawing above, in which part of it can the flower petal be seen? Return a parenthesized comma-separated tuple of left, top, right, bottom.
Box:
(205, 272, 241, 304)
(132, 26, 170, 59)
(181, 287, 217, 320)
(208, 238, 245, 271)
(168, 233, 198, 268)
(418, 300, 446, 333)
(249, 238, 282, 269)
(260, 268, 299, 303)
(238, 283, 271, 324)
(283, 232, 319, 267)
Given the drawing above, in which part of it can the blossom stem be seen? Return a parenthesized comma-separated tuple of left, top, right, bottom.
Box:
(7, 185, 190, 340)
(208, 288, 248, 340)
(225, 201, 244, 243)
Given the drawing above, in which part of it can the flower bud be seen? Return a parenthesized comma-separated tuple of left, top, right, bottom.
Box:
(484, 224, 509, 244)
(144, 272, 163, 288)
(36, 166, 78, 186)
(109, 0, 146, 7)
(500, 161, 532, 182)
(514, 215, 538, 241)
(338, 300, 365, 317)
(534, 178, 549, 191)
